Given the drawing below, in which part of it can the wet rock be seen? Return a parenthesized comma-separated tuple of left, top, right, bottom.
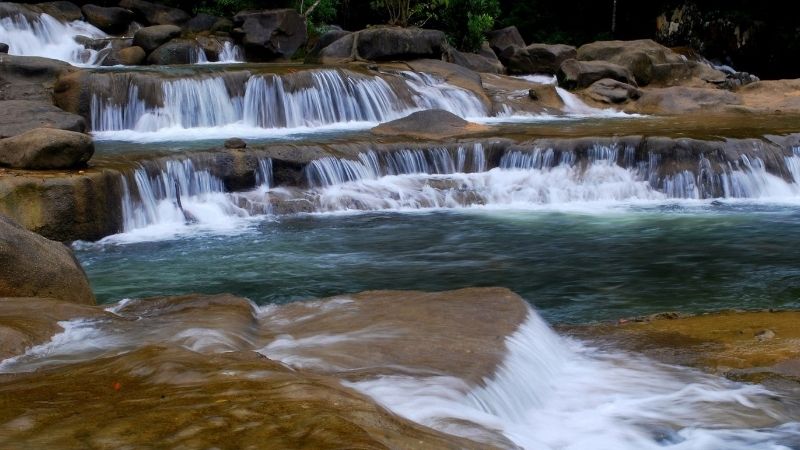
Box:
(755, 329, 776, 341)
(479, 72, 565, 116)
(628, 86, 742, 115)
(232, 9, 307, 61)
(119, 0, 190, 26)
(314, 33, 354, 64)
(0, 3, 42, 22)
(486, 25, 525, 54)
(115, 45, 146, 65)
(500, 43, 576, 75)
(557, 58, 636, 90)
(80, 4, 134, 34)
(0, 100, 85, 138)
(133, 24, 182, 53)
(224, 137, 246, 149)
(0, 168, 124, 242)
(0, 214, 95, 304)
(586, 78, 642, 104)
(356, 27, 446, 61)
(36, 1, 83, 22)
(372, 109, 489, 140)
(0, 43, 7, 54)
(446, 47, 504, 74)
(0, 127, 93, 169)
(0, 54, 73, 101)
(146, 39, 198, 65)
(736, 80, 800, 113)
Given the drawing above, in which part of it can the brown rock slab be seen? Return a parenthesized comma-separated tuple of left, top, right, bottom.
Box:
(0, 128, 93, 169)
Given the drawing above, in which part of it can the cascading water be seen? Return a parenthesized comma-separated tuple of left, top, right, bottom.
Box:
(194, 41, 245, 64)
(89, 69, 490, 141)
(0, 12, 109, 65)
(348, 307, 800, 449)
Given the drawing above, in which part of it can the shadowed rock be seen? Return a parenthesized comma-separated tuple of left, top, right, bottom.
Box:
(558, 58, 636, 90)
(356, 27, 446, 61)
(486, 26, 525, 54)
(36, 1, 83, 22)
(232, 9, 307, 61)
(500, 43, 576, 75)
(0, 214, 95, 304)
(119, 0, 189, 26)
(80, 4, 133, 34)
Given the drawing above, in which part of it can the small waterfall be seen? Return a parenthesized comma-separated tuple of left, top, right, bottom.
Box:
(120, 159, 245, 233)
(0, 12, 108, 65)
(255, 158, 273, 188)
(217, 41, 244, 63)
(89, 69, 491, 140)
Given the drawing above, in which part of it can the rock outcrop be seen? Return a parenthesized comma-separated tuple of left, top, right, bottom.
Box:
(232, 9, 307, 61)
(0, 128, 93, 169)
(0, 214, 95, 304)
(500, 43, 576, 75)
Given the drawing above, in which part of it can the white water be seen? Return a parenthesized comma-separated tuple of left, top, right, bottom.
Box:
(348, 309, 800, 449)
(90, 69, 490, 141)
(0, 12, 108, 65)
(194, 41, 245, 64)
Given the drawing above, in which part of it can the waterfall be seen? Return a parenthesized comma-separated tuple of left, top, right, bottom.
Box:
(347, 307, 800, 450)
(218, 42, 244, 63)
(0, 12, 108, 65)
(89, 69, 491, 141)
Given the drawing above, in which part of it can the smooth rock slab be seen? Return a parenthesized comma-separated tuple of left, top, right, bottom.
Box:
(0, 100, 85, 138)
(0, 128, 93, 169)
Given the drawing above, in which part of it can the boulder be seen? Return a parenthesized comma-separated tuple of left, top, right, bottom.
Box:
(500, 43, 576, 75)
(0, 100, 85, 138)
(80, 4, 134, 34)
(446, 47, 504, 74)
(0, 43, 8, 54)
(356, 27, 446, 61)
(0, 214, 95, 304)
(133, 24, 182, 53)
(36, 1, 83, 22)
(314, 33, 355, 64)
(115, 45, 145, 65)
(118, 0, 190, 26)
(0, 128, 93, 169)
(232, 9, 307, 61)
(557, 58, 636, 90)
(73, 35, 111, 51)
(0, 54, 72, 101)
(577, 39, 726, 86)
(0, 3, 41, 22)
(628, 86, 742, 115)
(586, 78, 642, 104)
(184, 13, 221, 33)
(306, 29, 351, 60)
(372, 109, 489, 140)
(486, 26, 525, 54)
(146, 39, 198, 65)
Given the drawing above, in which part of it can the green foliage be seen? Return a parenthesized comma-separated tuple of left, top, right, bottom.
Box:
(193, 0, 257, 17)
(296, 0, 340, 35)
(441, 0, 500, 51)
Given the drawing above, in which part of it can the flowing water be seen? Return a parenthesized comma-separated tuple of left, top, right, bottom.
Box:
(0, 12, 109, 65)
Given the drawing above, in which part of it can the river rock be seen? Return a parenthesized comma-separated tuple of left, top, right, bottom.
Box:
(0, 214, 95, 304)
(372, 109, 489, 140)
(224, 137, 246, 149)
(118, 0, 189, 26)
(0, 3, 41, 22)
(628, 86, 742, 114)
(36, 1, 83, 22)
(587, 78, 642, 104)
(0, 128, 93, 169)
(184, 12, 221, 33)
(557, 58, 636, 90)
(80, 4, 134, 34)
(0, 100, 85, 138)
(356, 27, 446, 61)
(147, 39, 198, 65)
(446, 47, 504, 74)
(314, 32, 355, 64)
(486, 26, 525, 54)
(232, 9, 307, 61)
(115, 45, 145, 65)
(0, 43, 8, 54)
(500, 43, 577, 75)
(306, 29, 351, 61)
(0, 54, 72, 102)
(133, 24, 182, 53)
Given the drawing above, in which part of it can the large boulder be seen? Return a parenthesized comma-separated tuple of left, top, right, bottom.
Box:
(306, 29, 351, 61)
(486, 26, 525, 55)
(0, 128, 93, 169)
(577, 39, 726, 86)
(232, 9, 307, 61)
(627, 86, 742, 114)
(115, 45, 146, 65)
(80, 4, 134, 34)
(372, 109, 488, 140)
(446, 46, 504, 74)
(0, 54, 72, 101)
(500, 43, 576, 75)
(146, 39, 198, 65)
(184, 12, 222, 33)
(557, 58, 636, 90)
(0, 43, 8, 54)
(356, 27, 446, 61)
(133, 24, 182, 53)
(37, 1, 83, 22)
(0, 214, 95, 304)
(314, 33, 355, 64)
(0, 100, 85, 138)
(118, 0, 190, 26)
(586, 78, 642, 104)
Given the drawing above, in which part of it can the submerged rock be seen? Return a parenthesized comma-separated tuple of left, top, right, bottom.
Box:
(0, 127, 93, 169)
(224, 137, 247, 149)
(0, 214, 95, 304)
(372, 109, 489, 140)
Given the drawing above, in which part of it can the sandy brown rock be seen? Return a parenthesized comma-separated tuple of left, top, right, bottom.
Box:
(558, 58, 636, 90)
(0, 214, 95, 304)
(628, 86, 743, 115)
(372, 110, 489, 140)
(0, 128, 93, 169)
